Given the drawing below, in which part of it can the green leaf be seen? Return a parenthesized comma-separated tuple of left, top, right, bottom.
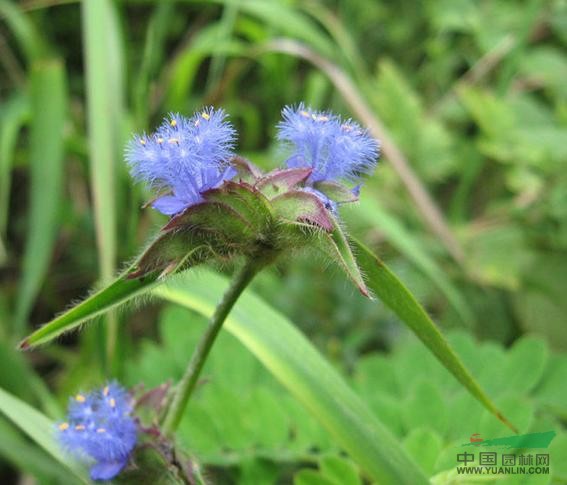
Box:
(512, 253, 567, 350)
(0, 0, 45, 62)
(154, 270, 428, 484)
(0, 387, 89, 483)
(319, 455, 361, 485)
(0, 93, 28, 245)
(294, 470, 336, 485)
(402, 428, 444, 477)
(81, 0, 126, 368)
(19, 269, 160, 349)
(535, 354, 567, 415)
(14, 59, 67, 336)
(402, 380, 447, 433)
(351, 237, 517, 433)
(82, 0, 124, 283)
(0, 417, 72, 483)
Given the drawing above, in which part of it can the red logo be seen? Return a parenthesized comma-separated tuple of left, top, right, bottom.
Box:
(470, 433, 483, 443)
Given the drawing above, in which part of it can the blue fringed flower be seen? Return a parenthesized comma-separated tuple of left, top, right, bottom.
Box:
(57, 383, 137, 481)
(126, 108, 237, 216)
(277, 104, 379, 205)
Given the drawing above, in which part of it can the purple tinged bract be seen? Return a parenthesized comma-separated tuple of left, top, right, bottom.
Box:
(57, 382, 137, 481)
(126, 107, 237, 216)
(277, 104, 379, 206)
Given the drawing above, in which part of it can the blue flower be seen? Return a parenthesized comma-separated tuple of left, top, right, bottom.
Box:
(57, 383, 137, 481)
(126, 108, 237, 216)
(277, 104, 379, 201)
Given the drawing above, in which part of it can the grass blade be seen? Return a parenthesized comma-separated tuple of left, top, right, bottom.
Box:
(14, 59, 67, 336)
(351, 237, 517, 433)
(82, 0, 125, 364)
(0, 93, 28, 246)
(0, 418, 73, 483)
(0, 386, 90, 483)
(153, 270, 429, 484)
(0, 0, 44, 62)
(220, 0, 335, 59)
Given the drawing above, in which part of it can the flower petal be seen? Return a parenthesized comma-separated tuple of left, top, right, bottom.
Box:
(89, 459, 128, 481)
(152, 195, 190, 216)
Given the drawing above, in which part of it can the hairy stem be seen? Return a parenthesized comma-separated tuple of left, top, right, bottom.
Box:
(162, 259, 262, 435)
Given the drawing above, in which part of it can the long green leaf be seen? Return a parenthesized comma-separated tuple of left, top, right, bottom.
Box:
(19, 269, 160, 350)
(82, 0, 125, 363)
(14, 59, 67, 336)
(0, 0, 44, 62)
(0, 386, 89, 483)
(153, 270, 428, 484)
(351, 237, 516, 432)
(0, 93, 29, 247)
(0, 417, 71, 482)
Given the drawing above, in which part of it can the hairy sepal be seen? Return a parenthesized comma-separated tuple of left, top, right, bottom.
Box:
(230, 155, 263, 183)
(202, 181, 273, 233)
(271, 190, 333, 231)
(313, 180, 359, 203)
(128, 230, 214, 279)
(256, 167, 312, 199)
(315, 216, 369, 297)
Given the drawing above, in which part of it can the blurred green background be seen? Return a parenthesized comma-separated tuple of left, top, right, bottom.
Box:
(0, 0, 566, 483)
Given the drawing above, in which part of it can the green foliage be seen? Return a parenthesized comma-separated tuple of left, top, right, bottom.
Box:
(14, 60, 67, 336)
(126, 304, 567, 483)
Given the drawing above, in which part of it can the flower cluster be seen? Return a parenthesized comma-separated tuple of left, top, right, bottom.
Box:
(126, 108, 236, 216)
(277, 103, 379, 188)
(57, 383, 137, 481)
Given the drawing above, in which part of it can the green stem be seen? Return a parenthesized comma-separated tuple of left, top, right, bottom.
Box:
(162, 259, 262, 435)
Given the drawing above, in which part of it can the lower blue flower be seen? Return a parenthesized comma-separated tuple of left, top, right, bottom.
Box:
(57, 383, 137, 481)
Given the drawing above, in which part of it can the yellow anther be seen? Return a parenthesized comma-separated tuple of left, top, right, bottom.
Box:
(140, 139, 146, 145)
(96, 428, 106, 433)
(157, 137, 164, 144)
(75, 425, 85, 431)
(75, 394, 86, 403)
(109, 398, 116, 408)
(103, 386, 109, 396)
(201, 112, 210, 120)
(300, 110, 310, 118)
(58, 422, 69, 431)
(311, 113, 318, 120)
(168, 138, 179, 144)
(170, 119, 177, 127)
